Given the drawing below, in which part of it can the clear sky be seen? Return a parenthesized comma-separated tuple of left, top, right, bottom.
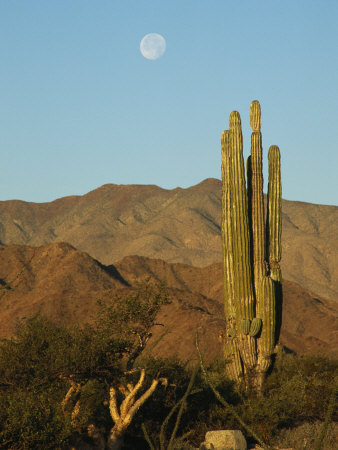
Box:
(0, 0, 337, 205)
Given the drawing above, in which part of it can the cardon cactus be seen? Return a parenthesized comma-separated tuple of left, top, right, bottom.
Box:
(221, 100, 282, 392)
(249, 318, 262, 337)
(240, 319, 251, 335)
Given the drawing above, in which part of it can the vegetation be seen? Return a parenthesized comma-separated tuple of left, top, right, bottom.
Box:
(221, 100, 282, 391)
(0, 280, 172, 449)
(0, 284, 336, 449)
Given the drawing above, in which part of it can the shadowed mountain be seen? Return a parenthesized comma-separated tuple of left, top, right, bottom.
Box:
(0, 244, 336, 363)
(0, 179, 337, 302)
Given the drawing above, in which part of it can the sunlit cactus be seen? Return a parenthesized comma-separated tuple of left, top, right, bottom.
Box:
(221, 113, 257, 376)
(224, 340, 243, 381)
(221, 100, 282, 392)
(256, 276, 276, 371)
(250, 99, 261, 132)
(267, 145, 282, 283)
(249, 318, 262, 337)
(240, 319, 251, 335)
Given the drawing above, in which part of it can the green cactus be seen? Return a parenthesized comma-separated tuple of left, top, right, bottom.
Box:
(267, 145, 282, 283)
(240, 319, 251, 335)
(221, 112, 257, 373)
(221, 100, 282, 392)
(224, 340, 243, 381)
(248, 101, 266, 298)
(249, 318, 262, 337)
(257, 277, 276, 370)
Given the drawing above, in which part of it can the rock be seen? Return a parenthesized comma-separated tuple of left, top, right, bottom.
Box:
(204, 430, 247, 450)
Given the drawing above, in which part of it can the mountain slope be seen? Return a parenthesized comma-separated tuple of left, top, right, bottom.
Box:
(0, 179, 337, 302)
(0, 243, 336, 362)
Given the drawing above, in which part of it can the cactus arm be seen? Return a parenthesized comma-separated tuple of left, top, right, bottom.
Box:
(222, 130, 243, 381)
(267, 144, 283, 345)
(228, 112, 256, 369)
(257, 276, 276, 372)
(221, 130, 236, 320)
(256, 146, 281, 384)
(249, 101, 266, 295)
(250, 99, 261, 132)
(267, 145, 282, 282)
(228, 112, 255, 321)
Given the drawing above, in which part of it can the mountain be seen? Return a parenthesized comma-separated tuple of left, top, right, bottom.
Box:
(0, 179, 337, 303)
(0, 243, 336, 362)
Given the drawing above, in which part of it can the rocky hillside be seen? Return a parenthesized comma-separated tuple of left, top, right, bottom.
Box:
(0, 243, 336, 362)
(0, 179, 337, 303)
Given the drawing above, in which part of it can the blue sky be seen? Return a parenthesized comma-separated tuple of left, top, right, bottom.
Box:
(0, 0, 337, 205)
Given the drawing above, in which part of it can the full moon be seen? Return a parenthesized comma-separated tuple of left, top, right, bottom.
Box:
(140, 33, 166, 60)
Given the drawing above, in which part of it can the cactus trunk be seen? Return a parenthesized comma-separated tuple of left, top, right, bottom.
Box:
(222, 112, 257, 373)
(221, 100, 282, 392)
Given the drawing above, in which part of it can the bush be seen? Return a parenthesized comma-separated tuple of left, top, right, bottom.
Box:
(0, 281, 336, 449)
(0, 280, 170, 448)
(275, 421, 338, 450)
(0, 387, 70, 449)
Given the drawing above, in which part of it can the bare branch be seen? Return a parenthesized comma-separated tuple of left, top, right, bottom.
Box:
(123, 378, 159, 429)
(108, 369, 167, 446)
(120, 368, 145, 418)
(109, 386, 121, 424)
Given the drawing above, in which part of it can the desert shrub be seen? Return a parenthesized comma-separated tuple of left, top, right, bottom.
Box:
(0, 386, 70, 449)
(0, 315, 124, 389)
(0, 315, 70, 387)
(265, 351, 337, 424)
(93, 280, 170, 364)
(0, 315, 114, 448)
(274, 421, 338, 450)
(0, 280, 170, 448)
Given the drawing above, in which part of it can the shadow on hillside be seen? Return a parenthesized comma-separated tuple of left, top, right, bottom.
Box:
(98, 262, 130, 287)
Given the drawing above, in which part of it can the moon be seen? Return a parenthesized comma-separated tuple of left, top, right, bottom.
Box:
(140, 33, 166, 60)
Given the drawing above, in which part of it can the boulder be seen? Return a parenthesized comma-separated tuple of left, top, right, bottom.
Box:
(203, 430, 247, 450)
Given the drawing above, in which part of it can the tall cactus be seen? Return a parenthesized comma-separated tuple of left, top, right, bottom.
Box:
(267, 145, 282, 283)
(221, 100, 282, 392)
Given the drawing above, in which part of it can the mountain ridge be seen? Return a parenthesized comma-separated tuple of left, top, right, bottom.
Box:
(0, 179, 337, 303)
(0, 243, 336, 362)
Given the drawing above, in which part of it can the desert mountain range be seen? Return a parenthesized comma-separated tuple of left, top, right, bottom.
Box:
(0, 243, 337, 362)
(0, 178, 337, 303)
